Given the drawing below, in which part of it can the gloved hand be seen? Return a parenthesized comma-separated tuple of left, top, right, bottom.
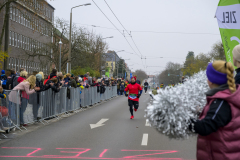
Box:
(125, 94, 128, 97)
(137, 94, 141, 98)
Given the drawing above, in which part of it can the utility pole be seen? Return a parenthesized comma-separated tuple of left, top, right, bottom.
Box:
(117, 62, 118, 78)
(4, 3, 10, 70)
(115, 52, 116, 78)
(68, 3, 91, 73)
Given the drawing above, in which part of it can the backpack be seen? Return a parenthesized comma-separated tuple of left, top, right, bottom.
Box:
(6, 75, 16, 90)
(0, 75, 7, 87)
(44, 75, 56, 85)
(12, 76, 20, 88)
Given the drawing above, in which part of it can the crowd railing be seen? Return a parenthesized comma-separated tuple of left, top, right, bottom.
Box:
(0, 85, 117, 139)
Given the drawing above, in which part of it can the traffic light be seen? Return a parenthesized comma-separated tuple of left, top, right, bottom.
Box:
(168, 74, 170, 76)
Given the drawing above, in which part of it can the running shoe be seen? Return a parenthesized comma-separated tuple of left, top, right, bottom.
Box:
(130, 115, 134, 119)
(134, 108, 137, 112)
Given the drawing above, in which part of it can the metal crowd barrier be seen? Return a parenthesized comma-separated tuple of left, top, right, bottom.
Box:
(0, 86, 117, 135)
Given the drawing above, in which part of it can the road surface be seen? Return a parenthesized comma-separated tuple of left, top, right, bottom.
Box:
(0, 93, 197, 160)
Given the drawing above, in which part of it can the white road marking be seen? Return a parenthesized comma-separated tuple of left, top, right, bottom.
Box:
(96, 119, 109, 125)
(141, 134, 148, 146)
(145, 119, 150, 126)
(90, 119, 109, 129)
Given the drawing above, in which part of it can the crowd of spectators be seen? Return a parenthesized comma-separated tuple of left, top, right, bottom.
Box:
(0, 68, 128, 130)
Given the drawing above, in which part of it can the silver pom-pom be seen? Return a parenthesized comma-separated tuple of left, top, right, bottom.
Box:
(145, 71, 209, 139)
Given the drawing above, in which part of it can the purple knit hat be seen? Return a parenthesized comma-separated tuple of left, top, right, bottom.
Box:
(206, 63, 227, 85)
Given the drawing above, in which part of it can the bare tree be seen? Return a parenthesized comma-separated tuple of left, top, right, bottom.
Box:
(133, 69, 148, 84)
(22, 17, 109, 73)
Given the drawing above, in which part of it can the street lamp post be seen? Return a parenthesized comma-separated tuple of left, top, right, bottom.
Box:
(102, 36, 114, 40)
(68, 3, 91, 73)
(59, 39, 62, 72)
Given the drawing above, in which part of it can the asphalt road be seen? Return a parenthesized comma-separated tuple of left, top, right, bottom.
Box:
(0, 93, 197, 160)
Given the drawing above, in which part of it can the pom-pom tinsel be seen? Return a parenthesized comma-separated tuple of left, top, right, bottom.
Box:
(145, 71, 209, 139)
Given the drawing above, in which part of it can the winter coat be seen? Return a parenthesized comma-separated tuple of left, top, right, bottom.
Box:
(45, 80, 60, 93)
(144, 82, 149, 88)
(70, 79, 77, 88)
(8, 81, 35, 104)
(196, 85, 240, 160)
(36, 79, 45, 92)
(120, 83, 125, 91)
(0, 90, 6, 99)
(235, 68, 240, 84)
(17, 77, 26, 83)
(64, 77, 71, 84)
(91, 81, 98, 87)
(117, 82, 121, 89)
(100, 85, 106, 94)
(124, 82, 142, 102)
(0, 74, 7, 81)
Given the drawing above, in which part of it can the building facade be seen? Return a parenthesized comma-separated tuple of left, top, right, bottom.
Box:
(104, 50, 121, 78)
(0, 0, 54, 75)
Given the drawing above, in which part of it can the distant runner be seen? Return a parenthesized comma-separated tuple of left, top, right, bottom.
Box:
(125, 76, 142, 119)
(143, 80, 149, 94)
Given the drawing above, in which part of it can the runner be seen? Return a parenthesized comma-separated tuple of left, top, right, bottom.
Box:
(134, 75, 141, 85)
(124, 76, 142, 119)
(143, 80, 149, 94)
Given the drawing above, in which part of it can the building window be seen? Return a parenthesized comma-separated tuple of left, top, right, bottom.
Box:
(17, 34, 20, 48)
(52, 11, 54, 22)
(45, 8, 48, 17)
(40, 22, 43, 34)
(22, 36, 25, 49)
(29, 38, 31, 51)
(36, 19, 38, 31)
(20, 35, 22, 48)
(21, 12, 23, 25)
(27, 38, 29, 50)
(31, 39, 33, 51)
(9, 31, 11, 46)
(27, 15, 30, 28)
(16, 8, 18, 22)
(33, 17, 35, 30)
(15, 33, 17, 47)
(9, 6, 12, 20)
(12, 7, 15, 21)
(23, 13, 25, 26)
(12, 31, 14, 45)
(18, 9, 21, 23)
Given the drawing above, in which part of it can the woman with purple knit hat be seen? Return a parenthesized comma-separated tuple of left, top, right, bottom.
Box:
(232, 44, 240, 84)
(189, 60, 240, 160)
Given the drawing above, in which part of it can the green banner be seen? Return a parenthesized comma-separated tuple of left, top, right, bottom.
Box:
(216, 0, 240, 65)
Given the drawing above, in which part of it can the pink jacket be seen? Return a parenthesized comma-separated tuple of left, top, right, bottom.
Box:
(8, 81, 35, 104)
(197, 86, 240, 160)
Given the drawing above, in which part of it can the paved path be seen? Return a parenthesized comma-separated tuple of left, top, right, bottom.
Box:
(0, 93, 197, 160)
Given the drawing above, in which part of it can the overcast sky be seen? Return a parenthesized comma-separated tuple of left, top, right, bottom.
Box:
(48, 0, 221, 75)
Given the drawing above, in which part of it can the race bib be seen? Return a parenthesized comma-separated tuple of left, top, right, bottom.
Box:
(129, 94, 137, 99)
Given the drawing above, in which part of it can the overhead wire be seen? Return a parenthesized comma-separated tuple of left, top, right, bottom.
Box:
(102, 0, 144, 67)
(103, 0, 144, 57)
(92, 0, 139, 59)
(77, 23, 220, 36)
(92, 0, 145, 70)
